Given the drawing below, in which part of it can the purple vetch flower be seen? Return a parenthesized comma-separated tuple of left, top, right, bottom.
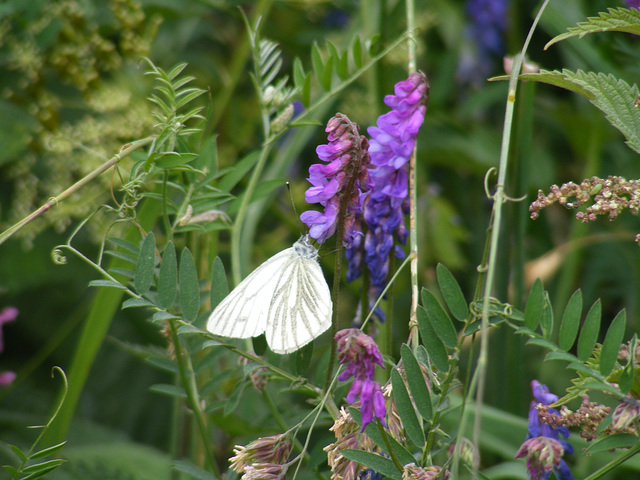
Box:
(229, 434, 291, 479)
(364, 72, 428, 296)
(458, 0, 509, 84)
(515, 437, 569, 480)
(626, 0, 640, 9)
(0, 306, 18, 352)
(0, 307, 18, 386)
(335, 328, 386, 431)
(301, 113, 372, 246)
(516, 380, 574, 480)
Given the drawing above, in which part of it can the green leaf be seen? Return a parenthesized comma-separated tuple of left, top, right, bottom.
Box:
(210, 257, 228, 310)
(158, 242, 177, 309)
(150, 383, 187, 399)
(514, 70, 640, 154)
(559, 289, 583, 351)
(20, 459, 66, 476)
(301, 73, 311, 108)
(351, 35, 363, 68)
(217, 151, 260, 192)
(340, 450, 402, 480)
(293, 57, 306, 89)
(311, 43, 326, 90)
(526, 337, 561, 352)
(416, 307, 449, 372)
(546, 7, 640, 49)
(107, 237, 139, 254)
(172, 459, 217, 480)
(400, 344, 432, 421)
(539, 292, 554, 339)
(577, 299, 602, 362)
(436, 264, 468, 322)
(8, 444, 27, 461)
(544, 351, 579, 363)
(390, 368, 425, 447)
(337, 50, 349, 80)
(358, 416, 414, 466)
(321, 54, 334, 91)
(421, 288, 457, 348)
(179, 248, 200, 322)
(89, 279, 127, 290)
(619, 335, 637, 393)
(122, 298, 155, 309)
(155, 152, 198, 168)
(292, 341, 313, 376)
(29, 441, 67, 460)
(524, 279, 543, 331)
(583, 433, 639, 454)
(600, 309, 627, 376)
(135, 232, 156, 294)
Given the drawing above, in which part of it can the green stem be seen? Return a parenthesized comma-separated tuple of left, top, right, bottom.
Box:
(582, 442, 640, 480)
(459, 2, 551, 478)
(377, 421, 403, 471)
(0, 137, 153, 247)
(167, 319, 219, 476)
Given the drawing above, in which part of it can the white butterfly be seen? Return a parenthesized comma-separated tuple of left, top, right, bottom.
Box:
(207, 235, 332, 354)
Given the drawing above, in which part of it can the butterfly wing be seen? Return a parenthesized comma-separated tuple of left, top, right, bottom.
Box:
(206, 247, 296, 340)
(266, 254, 332, 354)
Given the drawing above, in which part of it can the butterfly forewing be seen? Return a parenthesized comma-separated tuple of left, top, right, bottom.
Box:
(266, 254, 332, 354)
(206, 247, 295, 339)
(206, 235, 332, 354)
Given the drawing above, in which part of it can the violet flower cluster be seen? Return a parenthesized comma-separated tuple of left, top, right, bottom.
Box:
(458, 0, 509, 84)
(301, 113, 372, 246)
(363, 72, 428, 296)
(626, 0, 640, 9)
(515, 380, 574, 480)
(335, 328, 386, 431)
(0, 307, 18, 386)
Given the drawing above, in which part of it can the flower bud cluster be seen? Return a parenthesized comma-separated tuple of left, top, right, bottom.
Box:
(530, 176, 640, 243)
(537, 396, 611, 441)
(229, 434, 291, 480)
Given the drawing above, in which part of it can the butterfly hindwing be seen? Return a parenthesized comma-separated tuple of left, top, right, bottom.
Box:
(206, 247, 295, 339)
(266, 254, 332, 354)
(207, 236, 332, 354)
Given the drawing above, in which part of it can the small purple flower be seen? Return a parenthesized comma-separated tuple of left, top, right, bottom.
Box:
(0, 307, 18, 386)
(626, 1, 640, 9)
(363, 72, 428, 295)
(0, 306, 18, 352)
(458, 0, 509, 84)
(301, 114, 372, 246)
(335, 328, 386, 431)
(516, 380, 574, 480)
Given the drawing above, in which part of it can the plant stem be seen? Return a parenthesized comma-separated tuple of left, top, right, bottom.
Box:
(0, 137, 153, 247)
(461, 1, 551, 478)
(167, 319, 219, 476)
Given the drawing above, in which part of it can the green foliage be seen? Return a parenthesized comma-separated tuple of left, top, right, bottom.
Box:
(545, 7, 640, 47)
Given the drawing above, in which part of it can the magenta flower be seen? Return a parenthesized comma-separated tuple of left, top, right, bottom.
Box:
(364, 72, 428, 295)
(0, 306, 18, 386)
(335, 328, 386, 431)
(626, 1, 640, 9)
(301, 114, 372, 246)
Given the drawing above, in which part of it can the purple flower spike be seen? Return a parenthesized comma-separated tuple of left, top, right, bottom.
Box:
(516, 380, 574, 480)
(364, 72, 428, 296)
(335, 328, 386, 431)
(301, 114, 373, 246)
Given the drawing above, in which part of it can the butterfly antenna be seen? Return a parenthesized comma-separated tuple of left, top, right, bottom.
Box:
(286, 182, 305, 237)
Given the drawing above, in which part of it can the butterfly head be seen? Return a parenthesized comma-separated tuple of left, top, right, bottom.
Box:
(294, 235, 318, 260)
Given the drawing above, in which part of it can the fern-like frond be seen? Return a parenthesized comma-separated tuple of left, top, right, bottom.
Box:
(546, 7, 640, 49)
